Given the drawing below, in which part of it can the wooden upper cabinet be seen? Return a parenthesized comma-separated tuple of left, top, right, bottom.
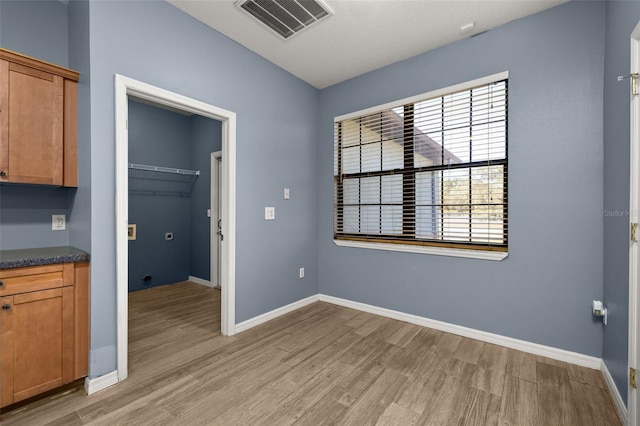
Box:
(0, 49, 79, 187)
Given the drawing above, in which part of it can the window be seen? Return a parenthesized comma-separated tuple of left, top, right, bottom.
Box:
(334, 73, 508, 254)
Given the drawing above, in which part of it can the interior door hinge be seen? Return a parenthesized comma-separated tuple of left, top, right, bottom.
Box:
(632, 223, 638, 242)
(631, 367, 637, 389)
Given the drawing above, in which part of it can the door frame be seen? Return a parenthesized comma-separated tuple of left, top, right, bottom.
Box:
(629, 19, 640, 426)
(211, 151, 222, 288)
(115, 75, 237, 382)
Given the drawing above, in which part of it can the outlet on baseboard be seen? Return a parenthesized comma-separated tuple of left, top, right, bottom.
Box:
(299, 267, 305, 278)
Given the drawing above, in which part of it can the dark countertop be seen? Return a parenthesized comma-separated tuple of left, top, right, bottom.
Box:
(0, 246, 90, 269)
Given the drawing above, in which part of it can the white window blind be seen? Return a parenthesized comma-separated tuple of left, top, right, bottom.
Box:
(334, 77, 508, 251)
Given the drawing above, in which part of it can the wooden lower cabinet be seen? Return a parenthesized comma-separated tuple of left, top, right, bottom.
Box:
(0, 262, 89, 408)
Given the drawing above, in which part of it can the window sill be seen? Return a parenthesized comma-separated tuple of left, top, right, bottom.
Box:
(333, 239, 509, 261)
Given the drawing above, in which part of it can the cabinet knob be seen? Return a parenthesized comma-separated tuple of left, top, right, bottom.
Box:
(0, 171, 5, 177)
(2, 304, 10, 311)
(0, 280, 4, 287)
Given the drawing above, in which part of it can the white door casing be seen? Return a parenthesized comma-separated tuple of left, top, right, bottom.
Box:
(629, 19, 640, 426)
(115, 75, 237, 382)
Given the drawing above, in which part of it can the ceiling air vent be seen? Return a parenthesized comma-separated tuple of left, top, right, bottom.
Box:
(236, 0, 334, 40)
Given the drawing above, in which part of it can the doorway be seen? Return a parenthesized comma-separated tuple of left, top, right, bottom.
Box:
(115, 75, 237, 382)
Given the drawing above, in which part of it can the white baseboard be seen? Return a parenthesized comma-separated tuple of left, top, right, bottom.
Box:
(233, 292, 604, 372)
(235, 294, 320, 333)
(601, 360, 628, 425)
(84, 370, 119, 395)
(188, 275, 215, 288)
(318, 294, 602, 370)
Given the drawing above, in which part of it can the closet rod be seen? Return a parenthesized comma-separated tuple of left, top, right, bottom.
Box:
(128, 163, 200, 176)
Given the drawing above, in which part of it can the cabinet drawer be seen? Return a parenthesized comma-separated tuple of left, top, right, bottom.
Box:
(0, 264, 74, 296)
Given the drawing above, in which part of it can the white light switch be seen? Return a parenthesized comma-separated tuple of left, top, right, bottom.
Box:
(265, 207, 275, 220)
(284, 188, 290, 200)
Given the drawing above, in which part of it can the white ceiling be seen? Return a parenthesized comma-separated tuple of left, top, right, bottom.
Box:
(169, 0, 567, 89)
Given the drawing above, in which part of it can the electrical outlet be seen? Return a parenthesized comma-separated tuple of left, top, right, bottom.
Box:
(265, 207, 275, 220)
(299, 267, 305, 278)
(284, 188, 290, 200)
(52, 214, 66, 231)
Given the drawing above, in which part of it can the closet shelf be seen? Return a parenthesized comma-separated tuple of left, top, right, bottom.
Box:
(128, 163, 199, 197)
(128, 163, 200, 176)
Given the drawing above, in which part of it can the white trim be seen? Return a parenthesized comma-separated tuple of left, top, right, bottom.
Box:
(602, 360, 629, 425)
(234, 291, 602, 369)
(319, 294, 601, 369)
(235, 295, 320, 333)
(335, 71, 509, 122)
(84, 371, 119, 395)
(115, 75, 237, 385)
(629, 20, 640, 426)
(334, 239, 508, 261)
(188, 275, 214, 288)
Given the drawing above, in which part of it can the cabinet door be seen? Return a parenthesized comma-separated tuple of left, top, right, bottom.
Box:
(0, 295, 14, 407)
(0, 287, 74, 406)
(0, 60, 63, 185)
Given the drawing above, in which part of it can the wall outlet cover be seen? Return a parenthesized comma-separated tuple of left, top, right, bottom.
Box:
(52, 214, 66, 231)
(265, 207, 275, 220)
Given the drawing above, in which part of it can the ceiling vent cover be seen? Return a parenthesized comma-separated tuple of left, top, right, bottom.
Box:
(235, 0, 334, 39)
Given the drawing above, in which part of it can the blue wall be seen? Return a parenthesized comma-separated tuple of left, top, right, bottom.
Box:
(0, 0, 75, 250)
(319, 1, 606, 358)
(190, 115, 222, 282)
(86, 0, 319, 376)
(128, 100, 191, 291)
(0, 0, 68, 67)
(603, 0, 640, 406)
(0, 186, 71, 250)
(68, 0, 92, 255)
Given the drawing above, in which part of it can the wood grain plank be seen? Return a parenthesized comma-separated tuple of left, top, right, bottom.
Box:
(570, 380, 622, 426)
(395, 367, 453, 415)
(499, 375, 538, 426)
(339, 368, 408, 425)
(417, 364, 477, 425)
(536, 361, 581, 426)
(566, 363, 605, 388)
(291, 394, 348, 426)
(453, 337, 485, 365)
(374, 402, 419, 425)
(460, 387, 491, 426)
(471, 343, 508, 396)
(484, 393, 502, 426)
(505, 348, 536, 383)
(385, 322, 422, 348)
(259, 359, 355, 425)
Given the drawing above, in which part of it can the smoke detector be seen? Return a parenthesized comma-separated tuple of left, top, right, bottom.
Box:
(235, 0, 334, 40)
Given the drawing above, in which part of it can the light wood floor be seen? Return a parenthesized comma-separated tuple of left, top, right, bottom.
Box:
(1, 281, 622, 425)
